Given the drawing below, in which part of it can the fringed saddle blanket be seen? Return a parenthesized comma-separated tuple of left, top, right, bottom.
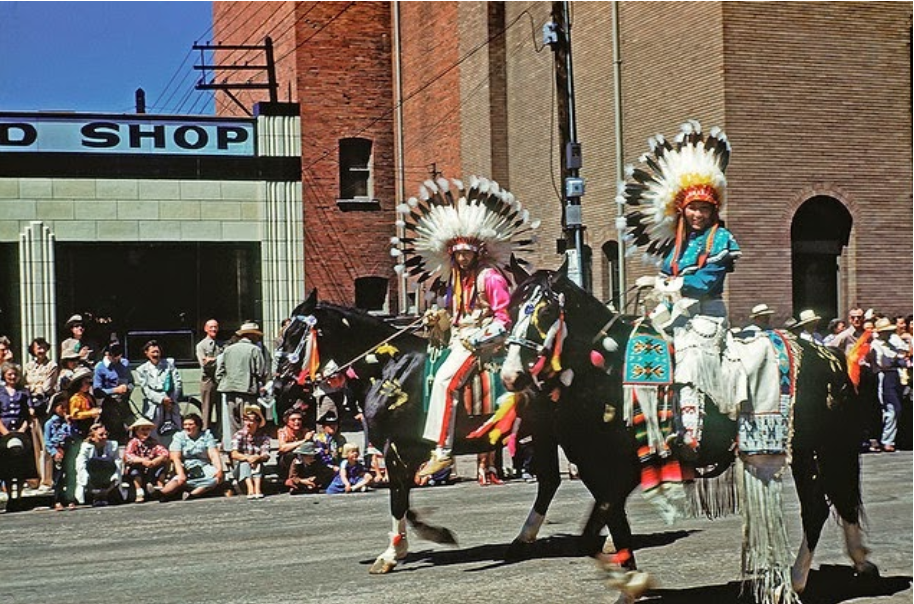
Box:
(722, 329, 801, 458)
(623, 322, 686, 523)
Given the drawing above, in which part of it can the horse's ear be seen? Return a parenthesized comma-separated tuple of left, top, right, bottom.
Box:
(292, 288, 317, 316)
(508, 254, 530, 284)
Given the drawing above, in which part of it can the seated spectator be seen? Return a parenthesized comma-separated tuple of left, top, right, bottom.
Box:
(123, 417, 170, 503)
(136, 340, 183, 449)
(326, 443, 373, 494)
(276, 407, 314, 482)
(314, 411, 346, 473)
(43, 394, 75, 510)
(160, 413, 224, 501)
(75, 422, 123, 507)
(0, 361, 38, 500)
(93, 341, 134, 445)
(285, 440, 335, 495)
(230, 405, 271, 499)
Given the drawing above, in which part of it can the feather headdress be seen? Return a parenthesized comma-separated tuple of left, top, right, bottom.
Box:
(619, 120, 731, 260)
(391, 176, 540, 285)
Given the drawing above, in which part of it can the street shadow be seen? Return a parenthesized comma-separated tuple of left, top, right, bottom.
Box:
(635, 564, 911, 604)
(359, 529, 698, 572)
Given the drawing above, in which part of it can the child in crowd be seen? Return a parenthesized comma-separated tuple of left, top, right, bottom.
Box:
(326, 443, 373, 494)
(313, 411, 345, 473)
(366, 444, 389, 487)
(230, 405, 271, 499)
(285, 440, 335, 494)
(43, 394, 75, 510)
(123, 417, 170, 502)
(75, 422, 123, 506)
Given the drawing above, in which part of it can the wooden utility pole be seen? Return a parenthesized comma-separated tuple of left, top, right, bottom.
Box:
(193, 37, 279, 116)
(549, 1, 588, 291)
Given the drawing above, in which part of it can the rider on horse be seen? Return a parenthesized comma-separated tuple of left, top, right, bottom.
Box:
(390, 176, 540, 478)
(622, 119, 740, 456)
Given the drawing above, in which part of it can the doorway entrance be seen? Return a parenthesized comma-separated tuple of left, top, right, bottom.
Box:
(790, 196, 852, 322)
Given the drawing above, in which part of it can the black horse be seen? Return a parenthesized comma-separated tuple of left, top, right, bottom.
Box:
(273, 288, 640, 575)
(500, 268, 878, 603)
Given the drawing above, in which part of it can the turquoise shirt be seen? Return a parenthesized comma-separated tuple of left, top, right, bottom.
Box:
(661, 225, 740, 300)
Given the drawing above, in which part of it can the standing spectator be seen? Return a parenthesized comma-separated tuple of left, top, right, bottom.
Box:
(0, 335, 14, 363)
(24, 337, 59, 413)
(0, 362, 37, 500)
(869, 318, 906, 453)
(230, 405, 271, 499)
(57, 344, 81, 392)
(792, 309, 824, 344)
(60, 314, 94, 366)
(74, 422, 123, 506)
(160, 413, 224, 500)
(285, 440, 334, 494)
(123, 417, 170, 503)
(313, 411, 346, 473)
(136, 340, 183, 449)
(43, 395, 75, 510)
(822, 318, 847, 348)
(195, 319, 224, 435)
(92, 341, 134, 445)
(276, 407, 314, 482)
(24, 337, 59, 492)
(216, 322, 268, 450)
(743, 303, 775, 333)
(829, 307, 866, 353)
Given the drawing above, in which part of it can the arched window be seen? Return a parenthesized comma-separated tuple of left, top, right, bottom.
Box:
(791, 196, 853, 321)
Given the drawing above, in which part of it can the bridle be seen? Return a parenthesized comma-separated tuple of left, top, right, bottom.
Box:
(507, 282, 568, 390)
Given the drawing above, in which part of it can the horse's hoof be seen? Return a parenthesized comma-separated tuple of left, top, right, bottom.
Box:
(369, 557, 397, 574)
(605, 569, 655, 600)
(505, 538, 535, 561)
(854, 560, 880, 579)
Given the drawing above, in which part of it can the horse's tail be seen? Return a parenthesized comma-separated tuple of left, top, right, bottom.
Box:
(406, 509, 458, 545)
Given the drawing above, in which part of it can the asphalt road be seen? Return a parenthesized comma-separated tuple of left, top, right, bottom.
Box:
(1, 452, 911, 604)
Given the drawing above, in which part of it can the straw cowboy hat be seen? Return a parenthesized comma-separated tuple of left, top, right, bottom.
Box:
(242, 404, 266, 427)
(236, 321, 263, 338)
(60, 343, 81, 361)
(128, 417, 156, 431)
(65, 314, 84, 329)
(794, 309, 822, 329)
(873, 317, 895, 332)
(748, 303, 775, 318)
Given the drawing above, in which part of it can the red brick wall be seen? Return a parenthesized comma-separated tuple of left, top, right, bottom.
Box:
(215, 2, 396, 308)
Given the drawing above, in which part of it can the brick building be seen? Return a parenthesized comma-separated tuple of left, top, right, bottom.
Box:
(214, 1, 912, 323)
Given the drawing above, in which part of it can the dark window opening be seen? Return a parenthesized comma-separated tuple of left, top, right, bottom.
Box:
(355, 276, 388, 312)
(339, 137, 372, 200)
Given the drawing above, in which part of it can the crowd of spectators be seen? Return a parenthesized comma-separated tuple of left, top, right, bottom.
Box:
(0, 315, 393, 509)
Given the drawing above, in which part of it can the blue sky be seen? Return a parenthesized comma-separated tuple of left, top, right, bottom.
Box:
(0, 1, 214, 114)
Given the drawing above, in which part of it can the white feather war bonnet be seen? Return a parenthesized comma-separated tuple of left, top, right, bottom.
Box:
(619, 120, 731, 262)
(390, 176, 541, 287)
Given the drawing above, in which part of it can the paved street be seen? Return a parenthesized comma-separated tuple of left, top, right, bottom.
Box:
(1, 452, 911, 604)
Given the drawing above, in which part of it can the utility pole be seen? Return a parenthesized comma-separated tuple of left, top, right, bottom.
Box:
(193, 37, 279, 117)
(547, 1, 588, 291)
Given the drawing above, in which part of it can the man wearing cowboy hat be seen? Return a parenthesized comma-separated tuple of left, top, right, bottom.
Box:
(216, 322, 268, 450)
(869, 317, 906, 453)
(737, 303, 775, 338)
(790, 309, 824, 344)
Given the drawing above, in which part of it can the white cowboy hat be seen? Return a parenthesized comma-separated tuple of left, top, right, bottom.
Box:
(65, 314, 84, 329)
(236, 321, 263, 337)
(793, 309, 822, 328)
(60, 343, 81, 361)
(749, 303, 775, 318)
(873, 317, 895, 332)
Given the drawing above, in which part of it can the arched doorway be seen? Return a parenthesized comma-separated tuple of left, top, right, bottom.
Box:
(791, 196, 853, 322)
